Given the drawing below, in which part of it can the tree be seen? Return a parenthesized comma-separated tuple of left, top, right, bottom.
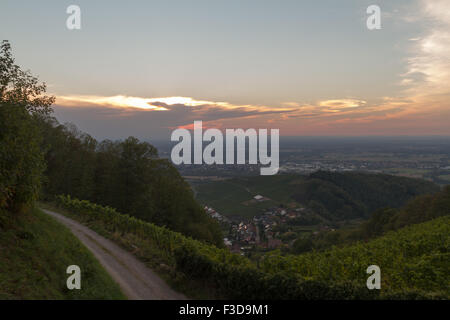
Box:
(39, 118, 224, 246)
(292, 236, 313, 254)
(0, 41, 54, 115)
(0, 40, 54, 213)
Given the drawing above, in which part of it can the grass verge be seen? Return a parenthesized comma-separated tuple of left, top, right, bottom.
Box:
(39, 201, 218, 299)
(0, 207, 126, 299)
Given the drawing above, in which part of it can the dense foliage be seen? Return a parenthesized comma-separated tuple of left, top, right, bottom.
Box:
(292, 171, 440, 220)
(264, 216, 449, 298)
(37, 118, 223, 246)
(0, 40, 54, 214)
(293, 186, 450, 253)
(55, 195, 448, 299)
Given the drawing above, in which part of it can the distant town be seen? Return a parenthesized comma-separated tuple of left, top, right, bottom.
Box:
(167, 137, 450, 185)
(169, 137, 450, 255)
(205, 194, 330, 255)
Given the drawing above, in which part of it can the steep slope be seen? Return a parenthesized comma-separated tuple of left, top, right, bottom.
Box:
(52, 195, 449, 299)
(42, 208, 186, 300)
(296, 185, 450, 252)
(0, 207, 125, 299)
(262, 215, 450, 298)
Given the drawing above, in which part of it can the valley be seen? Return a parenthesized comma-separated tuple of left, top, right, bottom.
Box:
(189, 172, 441, 255)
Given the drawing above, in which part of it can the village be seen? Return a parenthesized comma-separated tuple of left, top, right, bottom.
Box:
(204, 194, 324, 255)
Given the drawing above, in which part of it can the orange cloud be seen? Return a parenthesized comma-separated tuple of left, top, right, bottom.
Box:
(57, 95, 169, 110)
(54, 1, 450, 138)
(56, 95, 295, 114)
(318, 99, 366, 110)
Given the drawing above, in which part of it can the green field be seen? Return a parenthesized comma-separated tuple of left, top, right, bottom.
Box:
(0, 207, 125, 300)
(192, 175, 307, 219)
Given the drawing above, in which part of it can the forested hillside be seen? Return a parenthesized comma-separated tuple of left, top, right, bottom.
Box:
(37, 117, 223, 246)
(291, 171, 439, 220)
(292, 185, 450, 252)
(0, 40, 52, 216)
(194, 172, 439, 220)
(296, 171, 440, 220)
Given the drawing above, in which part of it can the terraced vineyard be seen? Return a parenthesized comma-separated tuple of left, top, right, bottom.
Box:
(53, 194, 449, 299)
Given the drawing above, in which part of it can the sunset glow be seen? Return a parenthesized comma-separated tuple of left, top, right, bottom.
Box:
(3, 0, 449, 139)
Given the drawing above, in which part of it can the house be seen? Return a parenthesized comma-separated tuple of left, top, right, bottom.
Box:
(223, 238, 232, 247)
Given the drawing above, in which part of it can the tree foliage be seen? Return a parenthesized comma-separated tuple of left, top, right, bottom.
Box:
(0, 41, 54, 114)
(294, 186, 450, 252)
(291, 171, 439, 221)
(38, 117, 223, 246)
(0, 40, 53, 213)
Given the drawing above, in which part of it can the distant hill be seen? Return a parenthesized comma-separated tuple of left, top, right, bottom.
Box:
(292, 185, 450, 253)
(193, 172, 440, 221)
(292, 171, 440, 220)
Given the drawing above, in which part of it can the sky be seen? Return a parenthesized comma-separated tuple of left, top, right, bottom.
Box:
(1, 0, 449, 140)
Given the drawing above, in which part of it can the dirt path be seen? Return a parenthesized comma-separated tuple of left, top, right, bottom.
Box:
(42, 209, 187, 300)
